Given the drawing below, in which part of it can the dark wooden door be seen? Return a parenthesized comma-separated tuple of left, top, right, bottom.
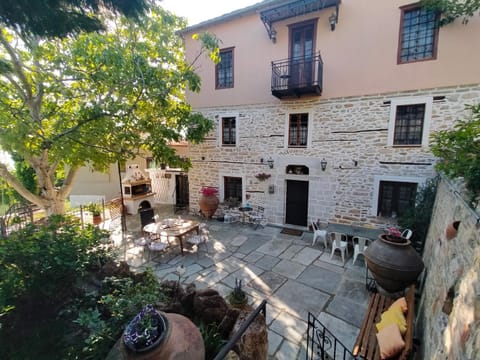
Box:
(175, 174, 189, 210)
(285, 180, 309, 226)
(290, 21, 315, 87)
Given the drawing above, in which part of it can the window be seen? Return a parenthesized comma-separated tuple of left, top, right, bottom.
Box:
(222, 117, 236, 146)
(288, 113, 308, 147)
(398, 5, 439, 64)
(146, 157, 156, 169)
(378, 181, 417, 218)
(224, 177, 242, 202)
(216, 48, 234, 89)
(388, 97, 432, 147)
(394, 104, 425, 145)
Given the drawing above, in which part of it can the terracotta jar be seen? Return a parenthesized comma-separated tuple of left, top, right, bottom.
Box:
(106, 312, 204, 360)
(364, 234, 424, 293)
(445, 221, 461, 240)
(199, 195, 219, 218)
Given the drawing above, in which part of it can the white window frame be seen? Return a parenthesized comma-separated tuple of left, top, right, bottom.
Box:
(218, 172, 246, 203)
(217, 113, 239, 147)
(371, 175, 426, 217)
(284, 111, 312, 148)
(387, 96, 432, 147)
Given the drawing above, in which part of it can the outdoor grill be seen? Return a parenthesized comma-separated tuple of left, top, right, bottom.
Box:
(122, 164, 155, 215)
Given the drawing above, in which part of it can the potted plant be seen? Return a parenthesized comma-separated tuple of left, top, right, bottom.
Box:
(255, 172, 271, 181)
(227, 278, 248, 307)
(123, 304, 168, 353)
(85, 202, 102, 225)
(198, 186, 219, 219)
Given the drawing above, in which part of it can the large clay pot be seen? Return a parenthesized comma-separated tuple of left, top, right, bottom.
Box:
(364, 234, 424, 293)
(199, 195, 219, 218)
(106, 312, 205, 360)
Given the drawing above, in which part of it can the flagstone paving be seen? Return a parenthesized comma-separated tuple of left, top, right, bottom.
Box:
(110, 205, 371, 359)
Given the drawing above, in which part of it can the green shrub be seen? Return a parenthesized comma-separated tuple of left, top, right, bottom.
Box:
(0, 215, 110, 315)
(0, 216, 170, 360)
(430, 103, 480, 205)
(398, 177, 438, 255)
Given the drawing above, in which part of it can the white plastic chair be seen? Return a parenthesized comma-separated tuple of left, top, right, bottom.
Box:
(311, 220, 328, 248)
(352, 236, 370, 265)
(402, 229, 413, 240)
(330, 232, 349, 265)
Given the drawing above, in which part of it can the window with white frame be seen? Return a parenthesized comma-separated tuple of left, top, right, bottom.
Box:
(372, 176, 423, 218)
(388, 97, 432, 147)
(288, 113, 308, 147)
(222, 117, 236, 146)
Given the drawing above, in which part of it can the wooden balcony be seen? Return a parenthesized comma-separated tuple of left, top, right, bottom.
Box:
(271, 53, 323, 99)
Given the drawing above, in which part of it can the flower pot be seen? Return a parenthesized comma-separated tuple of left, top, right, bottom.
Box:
(364, 234, 424, 293)
(93, 215, 102, 225)
(109, 312, 204, 360)
(199, 195, 219, 219)
(445, 220, 461, 240)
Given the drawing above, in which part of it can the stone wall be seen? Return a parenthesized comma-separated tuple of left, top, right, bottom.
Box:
(418, 177, 480, 359)
(188, 84, 480, 227)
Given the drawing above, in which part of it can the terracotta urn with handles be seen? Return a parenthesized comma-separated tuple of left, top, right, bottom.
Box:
(364, 234, 424, 293)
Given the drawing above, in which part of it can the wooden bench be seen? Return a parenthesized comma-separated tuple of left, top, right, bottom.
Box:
(352, 285, 415, 360)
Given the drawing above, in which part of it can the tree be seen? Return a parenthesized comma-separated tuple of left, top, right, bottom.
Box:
(430, 104, 480, 204)
(0, 6, 216, 215)
(0, 0, 149, 37)
(421, 0, 480, 25)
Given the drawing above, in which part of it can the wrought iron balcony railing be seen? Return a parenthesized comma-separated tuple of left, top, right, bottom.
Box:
(271, 53, 323, 99)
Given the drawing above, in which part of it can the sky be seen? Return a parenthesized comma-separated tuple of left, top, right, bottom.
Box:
(160, 0, 261, 25)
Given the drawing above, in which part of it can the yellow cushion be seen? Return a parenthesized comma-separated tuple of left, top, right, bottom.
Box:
(376, 305, 407, 335)
(391, 297, 408, 314)
(376, 323, 405, 359)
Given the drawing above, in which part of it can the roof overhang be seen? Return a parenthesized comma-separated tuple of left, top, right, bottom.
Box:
(260, 0, 340, 41)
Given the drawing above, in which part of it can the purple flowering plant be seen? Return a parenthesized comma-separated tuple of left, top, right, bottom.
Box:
(200, 186, 219, 196)
(387, 227, 402, 238)
(123, 304, 162, 351)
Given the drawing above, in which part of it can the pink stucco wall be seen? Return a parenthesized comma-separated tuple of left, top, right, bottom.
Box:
(183, 0, 480, 108)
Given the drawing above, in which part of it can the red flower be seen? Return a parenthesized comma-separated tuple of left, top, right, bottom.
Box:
(200, 186, 219, 196)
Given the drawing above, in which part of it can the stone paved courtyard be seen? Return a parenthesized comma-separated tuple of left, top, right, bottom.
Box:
(110, 205, 371, 359)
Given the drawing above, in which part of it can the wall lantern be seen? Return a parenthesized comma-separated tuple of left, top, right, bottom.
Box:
(267, 157, 274, 169)
(320, 158, 327, 171)
(329, 12, 337, 31)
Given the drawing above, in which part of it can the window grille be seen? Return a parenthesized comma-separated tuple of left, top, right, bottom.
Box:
(394, 104, 425, 145)
(216, 48, 234, 89)
(289, 113, 308, 147)
(222, 117, 236, 145)
(399, 7, 438, 63)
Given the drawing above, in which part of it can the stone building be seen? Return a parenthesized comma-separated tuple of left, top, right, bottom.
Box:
(182, 0, 480, 229)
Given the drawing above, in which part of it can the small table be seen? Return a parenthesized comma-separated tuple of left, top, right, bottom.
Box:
(143, 219, 200, 255)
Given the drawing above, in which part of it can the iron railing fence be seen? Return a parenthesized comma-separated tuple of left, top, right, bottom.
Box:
(213, 299, 267, 360)
(306, 312, 356, 360)
(271, 53, 323, 97)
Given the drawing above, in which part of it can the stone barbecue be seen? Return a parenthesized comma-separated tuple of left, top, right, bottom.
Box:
(122, 164, 154, 215)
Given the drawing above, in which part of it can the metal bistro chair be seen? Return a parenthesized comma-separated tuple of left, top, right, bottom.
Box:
(330, 232, 349, 265)
(311, 220, 328, 248)
(248, 206, 266, 229)
(352, 236, 370, 265)
(186, 223, 210, 257)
